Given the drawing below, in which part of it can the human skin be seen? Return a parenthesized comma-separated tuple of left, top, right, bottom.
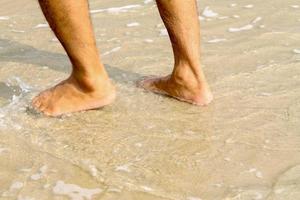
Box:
(139, 0, 213, 106)
(32, 0, 213, 116)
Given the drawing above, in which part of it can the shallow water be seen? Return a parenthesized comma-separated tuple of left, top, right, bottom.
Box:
(0, 0, 300, 199)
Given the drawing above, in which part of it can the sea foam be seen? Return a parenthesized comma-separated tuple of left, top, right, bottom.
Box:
(0, 16, 9, 20)
(202, 7, 218, 18)
(90, 5, 141, 14)
(53, 181, 102, 200)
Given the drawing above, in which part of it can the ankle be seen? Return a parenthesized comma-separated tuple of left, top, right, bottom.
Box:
(170, 64, 213, 103)
(171, 63, 207, 89)
(70, 69, 111, 92)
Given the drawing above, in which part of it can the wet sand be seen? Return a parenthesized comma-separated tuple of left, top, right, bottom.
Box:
(0, 0, 300, 199)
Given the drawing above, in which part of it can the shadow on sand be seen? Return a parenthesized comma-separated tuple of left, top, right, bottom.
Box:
(0, 39, 143, 84)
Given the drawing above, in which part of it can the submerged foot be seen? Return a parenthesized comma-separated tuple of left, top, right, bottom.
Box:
(32, 75, 116, 116)
(137, 74, 213, 106)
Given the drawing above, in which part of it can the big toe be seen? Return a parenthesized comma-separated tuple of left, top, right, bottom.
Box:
(32, 96, 46, 109)
(32, 97, 42, 108)
(137, 76, 159, 91)
(32, 92, 50, 110)
(42, 108, 57, 117)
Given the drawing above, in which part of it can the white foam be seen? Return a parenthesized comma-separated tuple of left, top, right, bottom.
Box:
(34, 23, 49, 28)
(135, 142, 143, 147)
(53, 181, 102, 200)
(17, 196, 35, 200)
(6, 76, 32, 93)
(290, 5, 299, 8)
(31, 165, 47, 180)
(255, 171, 263, 178)
(126, 22, 140, 27)
(212, 183, 223, 187)
(107, 187, 122, 193)
(51, 38, 59, 42)
(244, 4, 254, 9)
(293, 49, 300, 54)
(144, 39, 154, 43)
(224, 157, 231, 161)
(159, 28, 168, 36)
(88, 165, 98, 177)
(202, 7, 218, 18)
(90, 5, 142, 14)
(187, 197, 202, 200)
(107, 37, 118, 42)
(229, 24, 253, 32)
(30, 174, 42, 180)
(248, 168, 257, 173)
(259, 25, 265, 29)
(11, 30, 25, 33)
(10, 181, 24, 190)
(252, 17, 262, 24)
(115, 164, 131, 172)
(140, 185, 154, 192)
(102, 46, 121, 56)
(254, 193, 263, 200)
(198, 16, 205, 21)
(246, 168, 264, 178)
(2, 181, 26, 197)
(0, 77, 31, 130)
(230, 4, 237, 7)
(144, 0, 153, 4)
(218, 16, 229, 20)
(257, 92, 272, 97)
(207, 38, 227, 43)
(0, 16, 9, 20)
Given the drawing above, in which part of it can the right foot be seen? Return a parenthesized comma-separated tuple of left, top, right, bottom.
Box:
(137, 73, 213, 106)
(32, 74, 116, 116)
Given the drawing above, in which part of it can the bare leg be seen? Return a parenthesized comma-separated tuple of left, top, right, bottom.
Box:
(32, 0, 116, 116)
(138, 0, 213, 106)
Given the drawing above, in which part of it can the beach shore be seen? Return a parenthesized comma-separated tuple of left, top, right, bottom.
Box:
(0, 0, 300, 199)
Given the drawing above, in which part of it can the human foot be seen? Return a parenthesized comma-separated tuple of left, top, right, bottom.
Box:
(32, 75, 116, 116)
(137, 74, 213, 106)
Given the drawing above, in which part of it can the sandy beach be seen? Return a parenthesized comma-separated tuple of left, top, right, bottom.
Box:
(0, 0, 300, 199)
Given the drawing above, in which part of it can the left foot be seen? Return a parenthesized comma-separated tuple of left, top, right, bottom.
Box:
(32, 74, 116, 116)
(137, 74, 213, 106)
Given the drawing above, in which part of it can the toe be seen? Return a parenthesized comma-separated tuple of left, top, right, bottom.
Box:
(32, 96, 38, 105)
(32, 94, 42, 107)
(42, 110, 53, 117)
(137, 76, 155, 86)
(32, 97, 48, 111)
(39, 105, 54, 117)
(32, 99, 42, 109)
(43, 108, 61, 117)
(32, 91, 51, 108)
(38, 101, 49, 112)
(137, 75, 174, 97)
(137, 76, 158, 90)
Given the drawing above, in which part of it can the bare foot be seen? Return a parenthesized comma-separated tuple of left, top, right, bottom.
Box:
(32, 75, 116, 116)
(137, 74, 213, 106)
